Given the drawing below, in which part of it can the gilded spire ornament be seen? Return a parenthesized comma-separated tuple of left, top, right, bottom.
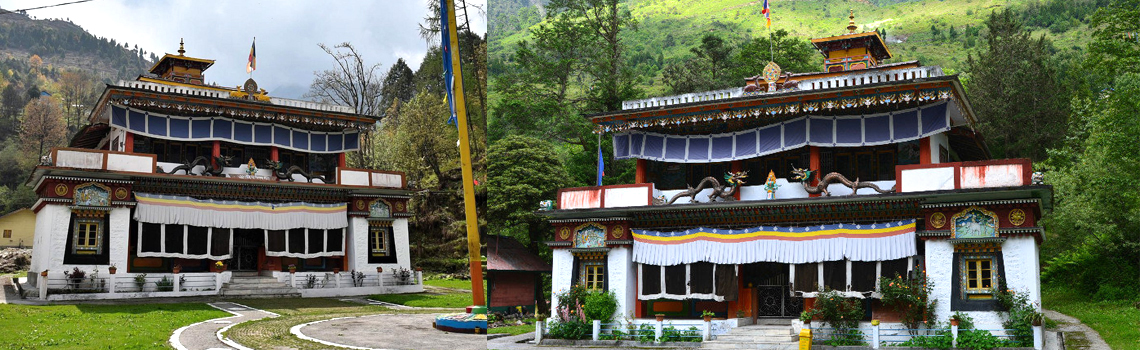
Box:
(178, 38, 185, 55)
(847, 10, 858, 33)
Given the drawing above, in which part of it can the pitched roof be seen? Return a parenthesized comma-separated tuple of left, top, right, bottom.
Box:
(487, 235, 552, 272)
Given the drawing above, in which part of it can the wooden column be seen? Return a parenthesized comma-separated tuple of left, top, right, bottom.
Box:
(919, 137, 932, 164)
(270, 146, 279, 162)
(635, 159, 648, 184)
(338, 152, 347, 168)
(124, 132, 134, 153)
(809, 146, 821, 197)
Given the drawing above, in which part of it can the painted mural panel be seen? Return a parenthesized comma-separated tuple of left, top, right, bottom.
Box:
(574, 224, 606, 248)
(951, 206, 998, 239)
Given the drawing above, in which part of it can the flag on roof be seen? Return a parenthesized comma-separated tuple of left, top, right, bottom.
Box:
(441, 0, 458, 126)
(246, 39, 256, 74)
(762, 0, 771, 28)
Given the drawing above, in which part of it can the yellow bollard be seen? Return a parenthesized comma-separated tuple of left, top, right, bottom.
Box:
(799, 327, 812, 350)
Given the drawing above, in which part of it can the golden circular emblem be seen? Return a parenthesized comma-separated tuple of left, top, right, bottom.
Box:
(558, 227, 571, 240)
(114, 187, 128, 200)
(54, 184, 68, 197)
(930, 212, 947, 229)
(610, 226, 624, 239)
(355, 200, 365, 211)
(1009, 209, 1026, 226)
(395, 201, 405, 212)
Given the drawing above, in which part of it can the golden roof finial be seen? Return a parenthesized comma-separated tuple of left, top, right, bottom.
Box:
(847, 10, 858, 33)
(178, 38, 185, 56)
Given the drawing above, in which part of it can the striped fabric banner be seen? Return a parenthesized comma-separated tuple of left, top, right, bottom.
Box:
(134, 192, 347, 230)
(632, 219, 916, 265)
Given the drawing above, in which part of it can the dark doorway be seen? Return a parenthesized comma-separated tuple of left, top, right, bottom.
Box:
(743, 262, 803, 319)
(231, 229, 263, 271)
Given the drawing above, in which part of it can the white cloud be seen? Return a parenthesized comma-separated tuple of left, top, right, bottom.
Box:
(0, 0, 486, 99)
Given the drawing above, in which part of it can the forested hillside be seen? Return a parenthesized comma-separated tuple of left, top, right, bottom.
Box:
(0, 11, 155, 216)
(489, 0, 1100, 95)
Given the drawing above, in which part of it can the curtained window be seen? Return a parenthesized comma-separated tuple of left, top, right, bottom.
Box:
(640, 263, 737, 301)
(136, 221, 233, 260)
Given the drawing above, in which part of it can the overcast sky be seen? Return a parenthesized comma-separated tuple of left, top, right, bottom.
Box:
(1, 0, 487, 99)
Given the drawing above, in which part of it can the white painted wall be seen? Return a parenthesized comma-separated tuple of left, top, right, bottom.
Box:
(901, 167, 955, 192)
(607, 247, 637, 320)
(349, 217, 411, 273)
(925, 239, 955, 326)
(30, 206, 131, 283)
(603, 187, 651, 207)
(550, 249, 574, 318)
(926, 237, 1040, 330)
(29, 205, 65, 274)
(1002, 237, 1041, 310)
(930, 132, 949, 164)
(961, 164, 1025, 189)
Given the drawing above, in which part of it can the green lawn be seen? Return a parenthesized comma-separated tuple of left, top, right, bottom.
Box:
(369, 291, 473, 308)
(1043, 285, 1140, 350)
(489, 318, 537, 336)
(423, 277, 483, 290)
(0, 303, 228, 350)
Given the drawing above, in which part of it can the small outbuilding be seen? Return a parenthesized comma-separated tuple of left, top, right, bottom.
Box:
(486, 235, 551, 315)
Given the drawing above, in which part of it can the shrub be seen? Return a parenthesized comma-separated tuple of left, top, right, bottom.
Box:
(661, 325, 701, 342)
(804, 288, 864, 345)
(547, 320, 590, 340)
(995, 285, 1039, 347)
(155, 276, 173, 291)
(582, 290, 618, 323)
(879, 272, 937, 331)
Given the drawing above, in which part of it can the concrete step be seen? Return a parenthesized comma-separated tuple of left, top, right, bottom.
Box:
(713, 334, 798, 342)
(227, 278, 288, 285)
(753, 318, 795, 326)
(220, 287, 299, 296)
(719, 327, 794, 336)
(701, 341, 799, 350)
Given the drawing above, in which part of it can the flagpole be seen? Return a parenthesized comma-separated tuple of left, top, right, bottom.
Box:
(444, 0, 485, 306)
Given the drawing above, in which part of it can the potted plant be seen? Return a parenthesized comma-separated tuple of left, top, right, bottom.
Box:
(799, 310, 813, 328)
(172, 264, 182, 274)
(376, 266, 383, 273)
(1025, 311, 1045, 326)
(701, 310, 715, 322)
(333, 267, 340, 274)
(950, 314, 961, 327)
(655, 314, 665, 322)
(40, 270, 48, 277)
(288, 264, 297, 273)
(415, 267, 423, 272)
(214, 261, 226, 272)
(108, 264, 117, 275)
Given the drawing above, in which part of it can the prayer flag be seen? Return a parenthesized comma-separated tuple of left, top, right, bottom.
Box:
(762, 0, 771, 28)
(246, 39, 256, 74)
(441, 0, 459, 126)
(596, 145, 605, 186)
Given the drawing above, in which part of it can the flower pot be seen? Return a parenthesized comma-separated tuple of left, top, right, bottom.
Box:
(702, 315, 712, 322)
(289, 267, 296, 274)
(655, 314, 665, 322)
(40, 270, 48, 277)
(376, 266, 383, 273)
(415, 267, 423, 272)
(950, 318, 960, 327)
(172, 267, 181, 274)
(333, 268, 340, 274)
(108, 267, 117, 275)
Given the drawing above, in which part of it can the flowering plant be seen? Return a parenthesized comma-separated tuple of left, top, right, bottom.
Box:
(215, 261, 225, 268)
(879, 272, 937, 331)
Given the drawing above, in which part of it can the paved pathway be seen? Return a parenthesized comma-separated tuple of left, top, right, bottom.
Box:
(292, 313, 486, 350)
(1043, 309, 1111, 350)
(170, 301, 278, 350)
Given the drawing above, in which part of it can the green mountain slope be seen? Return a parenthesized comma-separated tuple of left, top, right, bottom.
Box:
(0, 11, 155, 84)
(489, 0, 1095, 96)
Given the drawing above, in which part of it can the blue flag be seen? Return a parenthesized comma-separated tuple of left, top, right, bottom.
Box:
(441, 0, 458, 126)
(596, 145, 604, 186)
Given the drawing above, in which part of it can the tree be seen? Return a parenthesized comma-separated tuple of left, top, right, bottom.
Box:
(18, 97, 66, 160)
(306, 42, 384, 167)
(1, 84, 25, 132)
(547, 0, 642, 112)
(965, 10, 1069, 161)
(487, 135, 571, 252)
(379, 58, 415, 119)
(731, 29, 820, 82)
(58, 70, 97, 137)
(1083, 0, 1140, 91)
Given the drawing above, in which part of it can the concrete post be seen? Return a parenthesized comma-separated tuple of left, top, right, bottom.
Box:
(535, 320, 544, 343)
(871, 320, 880, 349)
(173, 274, 181, 294)
(216, 273, 223, 293)
(1033, 325, 1043, 350)
(38, 273, 47, 300)
(417, 271, 424, 286)
(951, 324, 958, 348)
(592, 320, 601, 341)
(654, 320, 663, 343)
(290, 272, 297, 288)
(108, 274, 116, 294)
(335, 273, 342, 288)
(702, 320, 711, 341)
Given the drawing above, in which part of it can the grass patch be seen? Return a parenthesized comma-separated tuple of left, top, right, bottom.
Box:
(224, 298, 438, 350)
(489, 323, 534, 335)
(1042, 284, 1140, 350)
(0, 303, 227, 350)
(424, 277, 478, 290)
(370, 292, 472, 308)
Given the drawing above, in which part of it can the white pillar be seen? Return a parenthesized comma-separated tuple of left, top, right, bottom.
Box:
(654, 320, 663, 342)
(845, 259, 852, 291)
(817, 263, 824, 291)
(702, 320, 711, 341)
(872, 321, 880, 349)
(108, 274, 116, 294)
(535, 320, 545, 343)
(592, 320, 601, 341)
(335, 272, 342, 288)
(38, 273, 47, 300)
(173, 274, 181, 294)
(216, 273, 223, 293)
(1033, 325, 1043, 350)
(951, 324, 958, 348)
(290, 272, 297, 287)
(416, 271, 423, 286)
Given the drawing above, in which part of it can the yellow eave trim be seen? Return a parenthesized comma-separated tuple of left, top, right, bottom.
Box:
(810, 32, 894, 60)
(147, 53, 216, 73)
(137, 77, 238, 93)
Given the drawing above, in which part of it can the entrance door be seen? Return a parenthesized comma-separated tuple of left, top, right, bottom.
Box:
(744, 262, 804, 318)
(231, 229, 263, 271)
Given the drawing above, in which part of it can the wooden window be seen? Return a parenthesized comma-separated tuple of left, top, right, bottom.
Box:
(2, 230, 9, 238)
(965, 258, 994, 299)
(580, 260, 605, 291)
(73, 219, 102, 254)
(370, 226, 390, 257)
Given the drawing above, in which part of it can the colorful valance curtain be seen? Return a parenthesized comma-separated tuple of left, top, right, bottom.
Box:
(134, 193, 347, 231)
(264, 228, 346, 259)
(108, 104, 359, 154)
(613, 101, 950, 163)
(632, 220, 916, 266)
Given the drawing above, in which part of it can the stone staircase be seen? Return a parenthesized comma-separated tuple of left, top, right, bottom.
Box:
(220, 271, 301, 298)
(702, 319, 799, 350)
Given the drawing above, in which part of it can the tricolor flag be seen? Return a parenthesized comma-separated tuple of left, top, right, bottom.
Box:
(441, 0, 458, 126)
(246, 39, 256, 74)
(762, 0, 771, 28)
(596, 145, 605, 186)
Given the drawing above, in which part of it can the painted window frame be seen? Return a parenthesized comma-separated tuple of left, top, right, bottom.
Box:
(369, 225, 391, 257)
(960, 254, 998, 299)
(72, 218, 103, 254)
(2, 229, 10, 238)
(579, 259, 605, 291)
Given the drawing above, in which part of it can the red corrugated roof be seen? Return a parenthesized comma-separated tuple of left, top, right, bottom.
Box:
(487, 235, 552, 272)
